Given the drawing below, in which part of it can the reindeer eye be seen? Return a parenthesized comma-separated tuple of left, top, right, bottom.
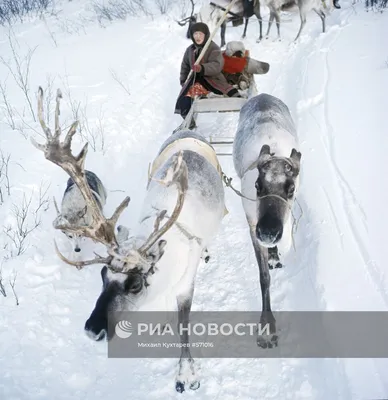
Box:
(125, 276, 143, 293)
(255, 180, 262, 193)
(285, 163, 292, 172)
(287, 183, 295, 198)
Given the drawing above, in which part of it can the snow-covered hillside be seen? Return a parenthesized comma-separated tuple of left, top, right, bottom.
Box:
(1, 0, 388, 398)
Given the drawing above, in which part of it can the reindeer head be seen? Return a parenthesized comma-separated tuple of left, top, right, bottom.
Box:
(53, 203, 89, 252)
(84, 239, 167, 341)
(31, 88, 188, 342)
(84, 155, 188, 341)
(254, 145, 301, 247)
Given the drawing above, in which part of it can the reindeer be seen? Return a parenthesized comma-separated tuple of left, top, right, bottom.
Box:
(262, 0, 326, 41)
(32, 88, 226, 393)
(54, 170, 108, 253)
(232, 93, 301, 348)
(179, 0, 263, 47)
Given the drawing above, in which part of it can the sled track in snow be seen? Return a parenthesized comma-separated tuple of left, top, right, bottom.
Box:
(319, 13, 388, 308)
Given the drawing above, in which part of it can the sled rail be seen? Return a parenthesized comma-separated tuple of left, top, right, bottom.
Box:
(209, 136, 234, 156)
(193, 97, 247, 113)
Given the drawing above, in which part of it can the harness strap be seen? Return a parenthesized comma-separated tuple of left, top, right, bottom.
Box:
(148, 137, 228, 217)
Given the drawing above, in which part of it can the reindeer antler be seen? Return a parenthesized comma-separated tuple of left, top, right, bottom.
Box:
(31, 87, 130, 268)
(117, 151, 188, 269)
(138, 151, 188, 255)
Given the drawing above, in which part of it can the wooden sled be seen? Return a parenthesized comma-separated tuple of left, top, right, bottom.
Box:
(179, 73, 259, 156)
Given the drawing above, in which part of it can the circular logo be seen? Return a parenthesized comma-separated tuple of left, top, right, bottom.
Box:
(115, 320, 133, 339)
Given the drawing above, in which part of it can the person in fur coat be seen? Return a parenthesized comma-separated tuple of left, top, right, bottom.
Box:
(174, 22, 241, 127)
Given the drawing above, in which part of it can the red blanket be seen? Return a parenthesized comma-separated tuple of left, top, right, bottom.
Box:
(222, 51, 248, 74)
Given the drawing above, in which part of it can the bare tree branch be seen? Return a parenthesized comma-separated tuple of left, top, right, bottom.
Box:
(109, 68, 131, 98)
(9, 271, 19, 306)
(0, 30, 37, 121)
(0, 79, 16, 129)
(0, 265, 7, 297)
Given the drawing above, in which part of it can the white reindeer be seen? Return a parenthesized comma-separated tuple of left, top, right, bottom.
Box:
(183, 0, 263, 47)
(32, 88, 226, 393)
(260, 0, 327, 41)
(232, 93, 301, 347)
(54, 170, 108, 253)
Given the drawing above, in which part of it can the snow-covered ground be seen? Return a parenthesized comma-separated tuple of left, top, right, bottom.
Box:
(1, 0, 388, 398)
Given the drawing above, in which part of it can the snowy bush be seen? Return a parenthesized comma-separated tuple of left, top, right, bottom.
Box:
(0, 150, 11, 205)
(365, 0, 387, 9)
(0, 0, 56, 26)
(155, 0, 173, 14)
(2, 182, 50, 259)
(92, 0, 196, 23)
(92, 0, 152, 24)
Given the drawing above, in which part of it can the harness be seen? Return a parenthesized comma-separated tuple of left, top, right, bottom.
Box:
(148, 137, 223, 182)
(145, 137, 229, 245)
(148, 137, 228, 213)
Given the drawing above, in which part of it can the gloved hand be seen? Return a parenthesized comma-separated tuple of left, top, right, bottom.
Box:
(192, 64, 202, 73)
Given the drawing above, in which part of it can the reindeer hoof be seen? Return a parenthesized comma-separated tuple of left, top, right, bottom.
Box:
(190, 381, 200, 390)
(268, 261, 283, 269)
(175, 380, 200, 393)
(176, 382, 185, 393)
(268, 247, 282, 269)
(257, 334, 278, 348)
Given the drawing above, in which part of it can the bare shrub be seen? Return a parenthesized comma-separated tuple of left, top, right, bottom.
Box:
(0, 79, 16, 130)
(0, 150, 11, 204)
(177, 0, 195, 19)
(0, 30, 37, 122)
(92, 0, 153, 25)
(155, 0, 173, 14)
(78, 101, 107, 154)
(60, 73, 81, 125)
(3, 181, 50, 258)
(109, 68, 131, 98)
(0, 265, 6, 297)
(365, 0, 387, 9)
(0, 0, 56, 26)
(9, 270, 19, 305)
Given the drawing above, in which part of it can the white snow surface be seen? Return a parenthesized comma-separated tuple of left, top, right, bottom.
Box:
(1, 0, 388, 398)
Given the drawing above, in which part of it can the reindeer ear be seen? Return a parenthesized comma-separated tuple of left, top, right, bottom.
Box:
(146, 239, 167, 264)
(101, 266, 109, 288)
(257, 144, 272, 168)
(53, 214, 65, 228)
(290, 148, 301, 174)
(77, 205, 87, 218)
(158, 239, 167, 255)
(116, 225, 130, 244)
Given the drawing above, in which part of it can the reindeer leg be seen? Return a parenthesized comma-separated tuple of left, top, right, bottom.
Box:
(175, 242, 202, 393)
(313, 9, 326, 33)
(274, 10, 281, 40)
(220, 21, 226, 48)
(249, 226, 278, 348)
(254, 6, 263, 41)
(266, 11, 275, 38)
(242, 17, 249, 38)
(294, 11, 306, 41)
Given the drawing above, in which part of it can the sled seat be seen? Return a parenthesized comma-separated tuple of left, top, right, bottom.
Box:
(192, 96, 248, 113)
